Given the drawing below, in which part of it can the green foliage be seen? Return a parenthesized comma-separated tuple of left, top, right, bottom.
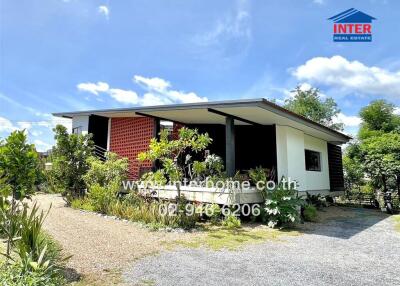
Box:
(138, 127, 212, 183)
(303, 205, 318, 222)
(51, 125, 94, 203)
(284, 85, 343, 131)
(87, 183, 120, 214)
(83, 153, 129, 188)
(204, 204, 221, 223)
(305, 192, 325, 209)
(221, 214, 241, 229)
(0, 130, 40, 200)
(248, 166, 268, 185)
(358, 100, 400, 138)
(140, 170, 167, 186)
(0, 261, 65, 286)
(343, 143, 365, 191)
(263, 183, 303, 228)
(360, 132, 400, 191)
(192, 161, 207, 179)
(71, 197, 95, 212)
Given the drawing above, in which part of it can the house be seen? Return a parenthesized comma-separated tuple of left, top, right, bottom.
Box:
(53, 98, 350, 201)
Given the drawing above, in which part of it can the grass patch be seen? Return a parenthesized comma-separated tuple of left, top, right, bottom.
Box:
(166, 225, 299, 251)
(394, 215, 400, 233)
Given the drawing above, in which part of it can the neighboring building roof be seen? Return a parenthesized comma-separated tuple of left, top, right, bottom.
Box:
(328, 8, 376, 23)
(53, 98, 351, 144)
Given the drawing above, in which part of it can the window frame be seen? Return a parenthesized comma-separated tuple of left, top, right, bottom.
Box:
(305, 149, 322, 172)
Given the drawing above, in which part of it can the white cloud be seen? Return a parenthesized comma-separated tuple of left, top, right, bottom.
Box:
(78, 75, 207, 106)
(133, 75, 208, 104)
(394, 107, 400, 115)
(292, 55, 400, 99)
(98, 5, 109, 19)
(0, 117, 17, 133)
(34, 139, 52, 152)
(333, 113, 362, 127)
(134, 76, 171, 92)
(192, 0, 251, 59)
(108, 89, 139, 104)
(77, 82, 109, 95)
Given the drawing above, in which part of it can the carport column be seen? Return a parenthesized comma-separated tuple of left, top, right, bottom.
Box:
(225, 116, 235, 177)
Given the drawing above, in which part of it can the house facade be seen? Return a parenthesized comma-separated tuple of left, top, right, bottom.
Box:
(54, 98, 350, 196)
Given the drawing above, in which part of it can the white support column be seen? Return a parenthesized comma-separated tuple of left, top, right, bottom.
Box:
(106, 118, 111, 151)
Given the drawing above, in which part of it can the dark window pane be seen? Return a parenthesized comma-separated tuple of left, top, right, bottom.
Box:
(305, 150, 321, 171)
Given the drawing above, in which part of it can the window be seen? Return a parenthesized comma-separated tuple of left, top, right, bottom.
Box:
(305, 150, 321, 171)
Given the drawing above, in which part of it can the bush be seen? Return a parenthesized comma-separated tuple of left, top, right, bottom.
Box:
(263, 183, 303, 228)
(0, 261, 65, 286)
(305, 192, 326, 209)
(87, 183, 119, 214)
(71, 198, 95, 212)
(204, 204, 221, 223)
(222, 214, 241, 229)
(248, 166, 268, 186)
(303, 205, 318, 222)
(83, 153, 129, 188)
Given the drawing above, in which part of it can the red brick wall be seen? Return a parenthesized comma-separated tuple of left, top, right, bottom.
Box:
(109, 117, 155, 179)
(172, 123, 185, 140)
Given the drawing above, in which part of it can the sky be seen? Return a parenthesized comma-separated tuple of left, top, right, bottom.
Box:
(1, 0, 399, 151)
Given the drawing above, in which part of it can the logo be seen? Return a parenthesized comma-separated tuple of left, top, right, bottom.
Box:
(328, 8, 376, 42)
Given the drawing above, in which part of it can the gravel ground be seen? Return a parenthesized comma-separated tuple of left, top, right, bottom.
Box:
(32, 194, 195, 281)
(124, 207, 400, 286)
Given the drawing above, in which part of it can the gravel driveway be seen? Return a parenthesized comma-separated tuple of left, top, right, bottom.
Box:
(33, 194, 195, 282)
(124, 207, 400, 286)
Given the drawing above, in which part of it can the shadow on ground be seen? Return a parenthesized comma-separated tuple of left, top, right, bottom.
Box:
(298, 206, 391, 239)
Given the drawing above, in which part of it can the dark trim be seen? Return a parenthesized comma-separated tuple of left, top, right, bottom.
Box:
(135, 111, 186, 125)
(207, 108, 263, 126)
(153, 118, 160, 140)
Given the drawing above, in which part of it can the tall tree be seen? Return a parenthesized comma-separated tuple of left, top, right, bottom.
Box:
(51, 125, 94, 203)
(284, 85, 343, 131)
(358, 100, 400, 139)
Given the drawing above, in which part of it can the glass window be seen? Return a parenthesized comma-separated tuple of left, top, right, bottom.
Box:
(305, 150, 321, 171)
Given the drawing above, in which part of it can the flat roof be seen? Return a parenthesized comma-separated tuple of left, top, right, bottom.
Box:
(53, 98, 351, 143)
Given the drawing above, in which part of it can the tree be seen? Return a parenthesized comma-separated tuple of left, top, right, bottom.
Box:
(284, 85, 343, 131)
(343, 143, 364, 192)
(0, 130, 40, 255)
(51, 125, 94, 203)
(360, 132, 400, 195)
(358, 100, 400, 139)
(138, 127, 211, 199)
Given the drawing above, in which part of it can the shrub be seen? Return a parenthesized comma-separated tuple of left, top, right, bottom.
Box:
(248, 166, 268, 186)
(263, 183, 303, 228)
(87, 182, 119, 214)
(83, 153, 129, 188)
(303, 205, 318, 222)
(204, 204, 221, 223)
(0, 261, 65, 286)
(71, 198, 95, 212)
(305, 192, 326, 209)
(222, 214, 241, 229)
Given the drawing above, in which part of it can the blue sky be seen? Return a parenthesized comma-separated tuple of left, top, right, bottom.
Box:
(1, 0, 399, 151)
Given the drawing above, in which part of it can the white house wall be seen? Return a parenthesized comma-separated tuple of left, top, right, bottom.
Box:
(72, 115, 89, 135)
(275, 125, 330, 193)
(304, 134, 330, 192)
